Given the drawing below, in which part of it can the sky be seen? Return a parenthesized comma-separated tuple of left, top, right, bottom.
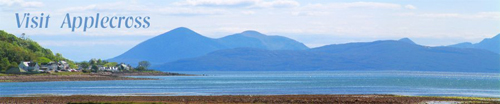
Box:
(1, 0, 499, 61)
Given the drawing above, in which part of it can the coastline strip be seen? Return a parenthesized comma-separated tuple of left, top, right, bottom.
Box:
(0, 95, 498, 104)
(0, 74, 156, 82)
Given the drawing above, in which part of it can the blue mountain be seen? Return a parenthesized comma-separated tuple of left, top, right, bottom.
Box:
(108, 27, 308, 66)
(398, 38, 416, 44)
(153, 39, 500, 72)
(108, 27, 226, 66)
(217, 30, 309, 50)
(449, 34, 500, 54)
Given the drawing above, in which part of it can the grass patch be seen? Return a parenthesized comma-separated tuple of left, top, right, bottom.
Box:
(0, 80, 13, 82)
(0, 72, 90, 76)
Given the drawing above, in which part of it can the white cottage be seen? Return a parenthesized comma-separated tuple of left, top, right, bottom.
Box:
(18, 61, 39, 72)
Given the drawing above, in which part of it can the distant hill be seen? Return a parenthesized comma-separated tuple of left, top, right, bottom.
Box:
(0, 30, 74, 72)
(154, 39, 500, 72)
(449, 34, 500, 54)
(108, 27, 308, 66)
(217, 30, 308, 50)
(398, 38, 416, 44)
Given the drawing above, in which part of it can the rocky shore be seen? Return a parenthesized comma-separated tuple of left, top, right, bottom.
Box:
(110, 71, 194, 76)
(0, 72, 192, 82)
(0, 74, 155, 82)
(0, 95, 498, 104)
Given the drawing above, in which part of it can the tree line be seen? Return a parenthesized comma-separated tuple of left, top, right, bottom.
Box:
(76, 58, 151, 73)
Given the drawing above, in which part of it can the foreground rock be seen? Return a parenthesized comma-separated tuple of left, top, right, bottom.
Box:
(0, 95, 498, 104)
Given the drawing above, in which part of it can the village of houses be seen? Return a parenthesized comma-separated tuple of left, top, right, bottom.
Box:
(5, 61, 133, 74)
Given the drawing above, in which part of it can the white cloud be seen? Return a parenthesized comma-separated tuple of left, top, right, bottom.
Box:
(174, 0, 299, 8)
(0, 0, 43, 11)
(420, 13, 460, 18)
(475, 12, 500, 19)
(304, 2, 402, 10)
(60, 4, 98, 12)
(291, 11, 329, 16)
(398, 12, 500, 20)
(404, 5, 416, 10)
(155, 7, 227, 16)
(58, 2, 146, 13)
(255, 0, 299, 8)
(242, 10, 255, 15)
(59, 1, 227, 16)
(174, 0, 257, 7)
(0, 0, 43, 7)
(342, 2, 401, 9)
(292, 2, 406, 16)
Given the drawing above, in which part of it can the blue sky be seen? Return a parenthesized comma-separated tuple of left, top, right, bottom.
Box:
(1, 0, 499, 61)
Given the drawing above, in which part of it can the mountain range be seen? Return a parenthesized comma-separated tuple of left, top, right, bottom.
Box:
(448, 34, 500, 54)
(153, 39, 499, 72)
(109, 27, 500, 72)
(108, 27, 308, 66)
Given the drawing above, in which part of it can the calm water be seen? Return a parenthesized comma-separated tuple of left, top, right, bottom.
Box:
(0, 71, 499, 97)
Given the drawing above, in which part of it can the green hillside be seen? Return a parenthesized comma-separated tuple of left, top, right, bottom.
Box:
(0, 30, 75, 72)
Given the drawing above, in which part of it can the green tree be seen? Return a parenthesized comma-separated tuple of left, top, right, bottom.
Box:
(135, 66, 146, 71)
(68, 62, 77, 69)
(91, 65, 99, 72)
(80, 61, 90, 69)
(27, 41, 41, 52)
(138, 61, 150, 69)
(55, 53, 63, 61)
(89, 59, 96, 65)
(103, 62, 117, 67)
(97, 59, 103, 65)
(0, 58, 10, 72)
(34, 57, 51, 64)
(10, 62, 18, 69)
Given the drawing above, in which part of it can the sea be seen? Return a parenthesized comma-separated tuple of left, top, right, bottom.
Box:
(0, 71, 499, 97)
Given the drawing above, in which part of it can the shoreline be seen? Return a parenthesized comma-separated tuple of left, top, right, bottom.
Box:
(110, 71, 195, 76)
(0, 74, 156, 82)
(0, 94, 498, 103)
(0, 72, 193, 82)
